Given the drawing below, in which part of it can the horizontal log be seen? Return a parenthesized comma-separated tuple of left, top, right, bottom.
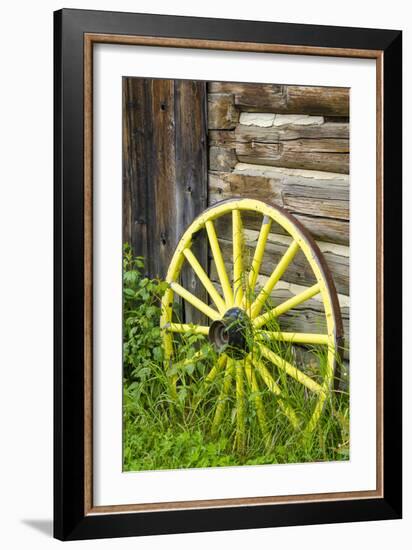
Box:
(208, 82, 349, 116)
(213, 234, 349, 296)
(282, 195, 348, 220)
(209, 166, 349, 220)
(235, 123, 349, 174)
(294, 214, 348, 246)
(287, 86, 349, 117)
(236, 122, 349, 141)
(236, 144, 348, 174)
(209, 146, 237, 172)
(209, 186, 349, 245)
(208, 93, 239, 130)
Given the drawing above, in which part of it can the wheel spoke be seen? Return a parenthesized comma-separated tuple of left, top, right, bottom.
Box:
(160, 287, 174, 364)
(306, 393, 328, 433)
(170, 282, 220, 321)
(253, 283, 321, 329)
(250, 240, 300, 319)
(251, 357, 299, 428)
(206, 219, 234, 307)
(192, 356, 228, 413)
(258, 330, 329, 345)
(205, 354, 227, 384)
(245, 357, 269, 441)
(166, 322, 209, 336)
(246, 215, 272, 302)
(244, 356, 252, 386)
(258, 343, 324, 394)
(174, 349, 207, 369)
(183, 248, 226, 314)
(304, 348, 335, 432)
(232, 209, 244, 306)
(235, 360, 246, 452)
(211, 358, 234, 435)
(251, 357, 281, 396)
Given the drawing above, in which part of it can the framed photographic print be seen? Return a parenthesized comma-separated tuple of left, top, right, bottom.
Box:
(54, 8, 402, 541)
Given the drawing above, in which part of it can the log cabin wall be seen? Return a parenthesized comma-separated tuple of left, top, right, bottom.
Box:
(123, 77, 350, 375)
(206, 82, 350, 364)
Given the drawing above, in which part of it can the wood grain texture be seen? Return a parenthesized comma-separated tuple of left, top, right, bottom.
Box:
(122, 78, 150, 261)
(209, 168, 349, 219)
(209, 193, 350, 245)
(208, 129, 238, 146)
(209, 146, 238, 172)
(236, 122, 349, 140)
(122, 78, 208, 323)
(208, 93, 239, 129)
(174, 80, 209, 324)
(209, 82, 349, 116)
(209, 169, 350, 244)
(150, 79, 177, 277)
(235, 123, 349, 173)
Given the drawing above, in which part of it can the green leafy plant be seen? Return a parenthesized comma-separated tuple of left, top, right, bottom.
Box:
(123, 244, 169, 383)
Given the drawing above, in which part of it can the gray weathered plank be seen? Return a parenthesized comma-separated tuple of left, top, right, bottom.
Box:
(122, 78, 208, 324)
(122, 78, 150, 262)
(174, 80, 209, 324)
(148, 79, 178, 278)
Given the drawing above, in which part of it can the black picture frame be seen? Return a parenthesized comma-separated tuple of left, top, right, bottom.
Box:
(54, 8, 402, 541)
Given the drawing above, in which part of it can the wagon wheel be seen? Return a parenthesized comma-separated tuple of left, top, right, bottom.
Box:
(160, 198, 343, 450)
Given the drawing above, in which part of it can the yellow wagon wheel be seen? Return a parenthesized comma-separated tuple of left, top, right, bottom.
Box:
(160, 198, 343, 449)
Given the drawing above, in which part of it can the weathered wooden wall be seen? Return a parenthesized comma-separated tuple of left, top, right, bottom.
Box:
(123, 78, 208, 323)
(123, 78, 350, 372)
(207, 82, 350, 363)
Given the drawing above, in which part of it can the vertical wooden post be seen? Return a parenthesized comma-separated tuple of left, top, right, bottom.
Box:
(174, 80, 208, 324)
(123, 78, 208, 323)
(123, 78, 150, 262)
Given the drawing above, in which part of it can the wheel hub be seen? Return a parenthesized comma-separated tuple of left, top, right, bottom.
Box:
(209, 307, 252, 358)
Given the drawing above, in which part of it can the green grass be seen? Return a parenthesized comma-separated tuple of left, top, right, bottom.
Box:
(123, 346, 349, 471)
(122, 246, 349, 472)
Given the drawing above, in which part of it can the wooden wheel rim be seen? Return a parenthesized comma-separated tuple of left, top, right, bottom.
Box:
(160, 198, 344, 437)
